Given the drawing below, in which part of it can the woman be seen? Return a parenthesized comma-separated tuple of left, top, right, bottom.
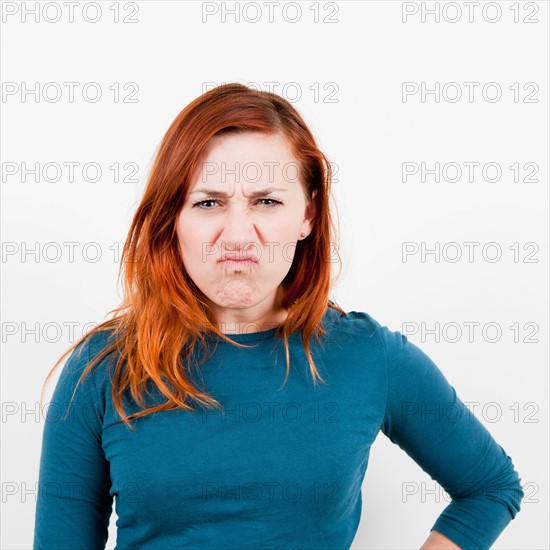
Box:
(33, 83, 523, 549)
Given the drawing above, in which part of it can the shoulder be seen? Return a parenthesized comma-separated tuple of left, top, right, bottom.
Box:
(330, 309, 454, 416)
(56, 329, 119, 397)
(325, 307, 432, 380)
(335, 311, 449, 399)
(84, 329, 119, 365)
(325, 306, 406, 352)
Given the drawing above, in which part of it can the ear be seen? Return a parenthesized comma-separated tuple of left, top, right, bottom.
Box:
(301, 189, 317, 236)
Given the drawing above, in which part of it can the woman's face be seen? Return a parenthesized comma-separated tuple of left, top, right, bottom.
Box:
(176, 131, 316, 331)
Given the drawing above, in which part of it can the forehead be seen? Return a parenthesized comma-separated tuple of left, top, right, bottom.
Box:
(203, 131, 295, 163)
(191, 131, 299, 187)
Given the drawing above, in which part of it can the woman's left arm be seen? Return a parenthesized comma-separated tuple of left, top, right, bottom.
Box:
(376, 321, 524, 550)
(421, 529, 462, 549)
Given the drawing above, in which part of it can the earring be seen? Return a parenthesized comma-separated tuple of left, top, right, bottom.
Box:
(299, 232, 305, 239)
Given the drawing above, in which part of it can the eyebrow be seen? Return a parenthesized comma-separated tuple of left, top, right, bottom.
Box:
(190, 187, 288, 197)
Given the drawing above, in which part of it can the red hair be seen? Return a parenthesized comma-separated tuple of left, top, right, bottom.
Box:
(40, 83, 346, 430)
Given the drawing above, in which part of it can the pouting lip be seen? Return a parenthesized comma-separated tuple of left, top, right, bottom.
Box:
(218, 254, 259, 263)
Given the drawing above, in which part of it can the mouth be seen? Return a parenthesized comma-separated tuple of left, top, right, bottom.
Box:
(219, 259, 258, 269)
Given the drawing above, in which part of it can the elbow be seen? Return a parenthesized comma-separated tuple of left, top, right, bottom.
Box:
(506, 477, 524, 518)
(471, 475, 525, 520)
(482, 451, 525, 519)
(449, 460, 525, 521)
(497, 458, 524, 519)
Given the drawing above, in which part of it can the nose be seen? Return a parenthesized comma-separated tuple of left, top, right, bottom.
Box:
(218, 201, 260, 252)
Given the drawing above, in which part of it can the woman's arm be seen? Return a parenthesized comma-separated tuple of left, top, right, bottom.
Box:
(33, 338, 113, 549)
(373, 318, 524, 549)
(421, 529, 462, 549)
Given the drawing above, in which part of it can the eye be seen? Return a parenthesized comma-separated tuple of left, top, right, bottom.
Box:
(192, 198, 283, 209)
(257, 198, 283, 207)
(192, 199, 219, 209)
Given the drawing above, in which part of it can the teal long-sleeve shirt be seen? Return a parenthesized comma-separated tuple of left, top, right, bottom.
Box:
(33, 306, 524, 549)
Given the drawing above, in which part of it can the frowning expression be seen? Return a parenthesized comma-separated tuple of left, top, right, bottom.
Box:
(176, 131, 315, 317)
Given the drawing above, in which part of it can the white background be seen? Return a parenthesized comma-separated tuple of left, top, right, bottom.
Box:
(1, 1, 548, 548)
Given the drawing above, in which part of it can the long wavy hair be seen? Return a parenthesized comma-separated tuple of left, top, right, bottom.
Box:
(40, 83, 346, 430)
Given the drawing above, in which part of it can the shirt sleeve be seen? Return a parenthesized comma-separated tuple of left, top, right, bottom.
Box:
(33, 337, 113, 549)
(378, 323, 524, 550)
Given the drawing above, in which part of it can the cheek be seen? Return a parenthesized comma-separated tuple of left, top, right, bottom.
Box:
(176, 220, 204, 263)
(271, 228, 300, 256)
